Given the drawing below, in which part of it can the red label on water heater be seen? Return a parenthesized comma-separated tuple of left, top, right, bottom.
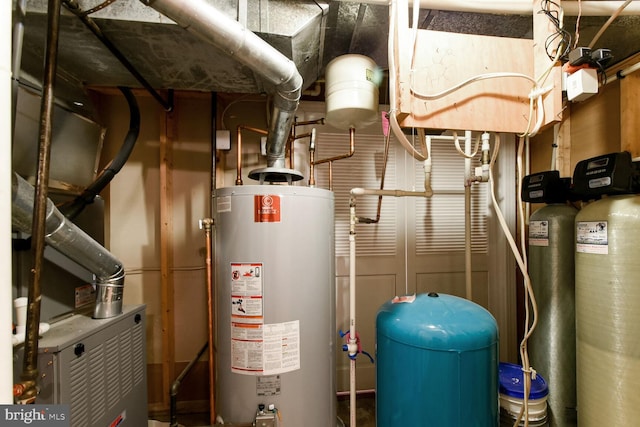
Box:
(254, 195, 281, 222)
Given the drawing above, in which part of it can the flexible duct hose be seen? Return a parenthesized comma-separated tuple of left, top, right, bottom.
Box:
(60, 87, 140, 220)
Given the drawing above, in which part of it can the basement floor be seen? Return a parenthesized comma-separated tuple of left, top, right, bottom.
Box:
(150, 394, 376, 427)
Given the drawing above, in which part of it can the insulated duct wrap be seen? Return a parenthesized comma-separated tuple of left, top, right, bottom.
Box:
(575, 195, 640, 426)
(11, 173, 124, 318)
(141, 0, 302, 173)
(528, 204, 578, 426)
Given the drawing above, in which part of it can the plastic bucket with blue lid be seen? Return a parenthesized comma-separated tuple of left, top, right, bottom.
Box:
(499, 362, 549, 426)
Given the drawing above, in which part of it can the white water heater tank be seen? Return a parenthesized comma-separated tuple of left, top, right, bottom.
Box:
(214, 185, 336, 426)
(325, 54, 379, 130)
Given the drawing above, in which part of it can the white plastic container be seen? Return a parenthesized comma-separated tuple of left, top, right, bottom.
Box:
(325, 54, 379, 130)
(499, 362, 549, 426)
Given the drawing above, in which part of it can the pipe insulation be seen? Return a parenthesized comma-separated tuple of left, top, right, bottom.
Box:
(11, 173, 125, 319)
(141, 0, 303, 170)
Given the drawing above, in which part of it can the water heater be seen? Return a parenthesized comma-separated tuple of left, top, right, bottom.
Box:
(528, 203, 578, 426)
(575, 194, 640, 426)
(214, 185, 336, 426)
(376, 292, 499, 426)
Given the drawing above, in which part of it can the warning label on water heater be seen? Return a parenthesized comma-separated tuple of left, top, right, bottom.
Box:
(254, 195, 281, 223)
(230, 263, 263, 323)
(229, 262, 301, 376)
(231, 320, 300, 376)
(529, 220, 550, 247)
(576, 221, 608, 254)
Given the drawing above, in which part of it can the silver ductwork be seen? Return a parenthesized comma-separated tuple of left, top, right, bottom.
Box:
(141, 0, 304, 182)
(12, 173, 124, 319)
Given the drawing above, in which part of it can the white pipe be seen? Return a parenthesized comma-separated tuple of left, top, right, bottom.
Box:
(464, 130, 473, 301)
(388, 0, 427, 162)
(351, 188, 432, 197)
(348, 202, 357, 427)
(606, 59, 640, 84)
(347, 186, 431, 425)
(340, 0, 640, 16)
(1, 0, 12, 403)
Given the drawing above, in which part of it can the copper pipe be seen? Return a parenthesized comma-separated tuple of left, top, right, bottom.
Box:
(291, 118, 324, 173)
(312, 127, 355, 191)
(289, 129, 318, 171)
(236, 125, 268, 186)
(288, 127, 295, 170)
(356, 121, 392, 224)
(19, 0, 62, 403)
(201, 218, 215, 424)
(329, 161, 334, 191)
(312, 127, 356, 165)
(294, 118, 325, 127)
(288, 118, 325, 170)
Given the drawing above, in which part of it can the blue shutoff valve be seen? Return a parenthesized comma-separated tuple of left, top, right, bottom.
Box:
(339, 329, 374, 363)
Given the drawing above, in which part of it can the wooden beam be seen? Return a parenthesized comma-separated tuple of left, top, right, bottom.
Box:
(532, 0, 563, 130)
(397, 29, 533, 133)
(620, 68, 640, 157)
(160, 105, 176, 408)
(556, 117, 572, 178)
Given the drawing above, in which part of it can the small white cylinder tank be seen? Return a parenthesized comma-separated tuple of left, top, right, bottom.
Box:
(325, 54, 379, 130)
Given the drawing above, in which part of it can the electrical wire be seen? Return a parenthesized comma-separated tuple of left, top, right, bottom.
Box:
(488, 134, 538, 427)
(573, 0, 582, 49)
(452, 131, 480, 159)
(588, 0, 634, 49)
(410, 72, 537, 100)
(387, 0, 428, 162)
(539, 0, 572, 62)
(521, 1, 566, 138)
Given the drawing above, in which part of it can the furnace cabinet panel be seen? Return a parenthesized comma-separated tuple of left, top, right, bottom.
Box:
(30, 305, 147, 427)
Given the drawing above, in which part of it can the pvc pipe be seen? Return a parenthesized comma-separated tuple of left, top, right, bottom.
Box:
(11, 0, 26, 134)
(607, 60, 640, 84)
(388, 0, 427, 162)
(464, 131, 473, 301)
(348, 201, 357, 427)
(347, 186, 432, 425)
(341, 0, 640, 16)
(1, 0, 12, 404)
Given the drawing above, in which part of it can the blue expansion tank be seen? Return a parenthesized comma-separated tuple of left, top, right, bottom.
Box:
(376, 292, 499, 426)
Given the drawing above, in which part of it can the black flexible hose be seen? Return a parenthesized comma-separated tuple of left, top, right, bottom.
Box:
(60, 87, 140, 220)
